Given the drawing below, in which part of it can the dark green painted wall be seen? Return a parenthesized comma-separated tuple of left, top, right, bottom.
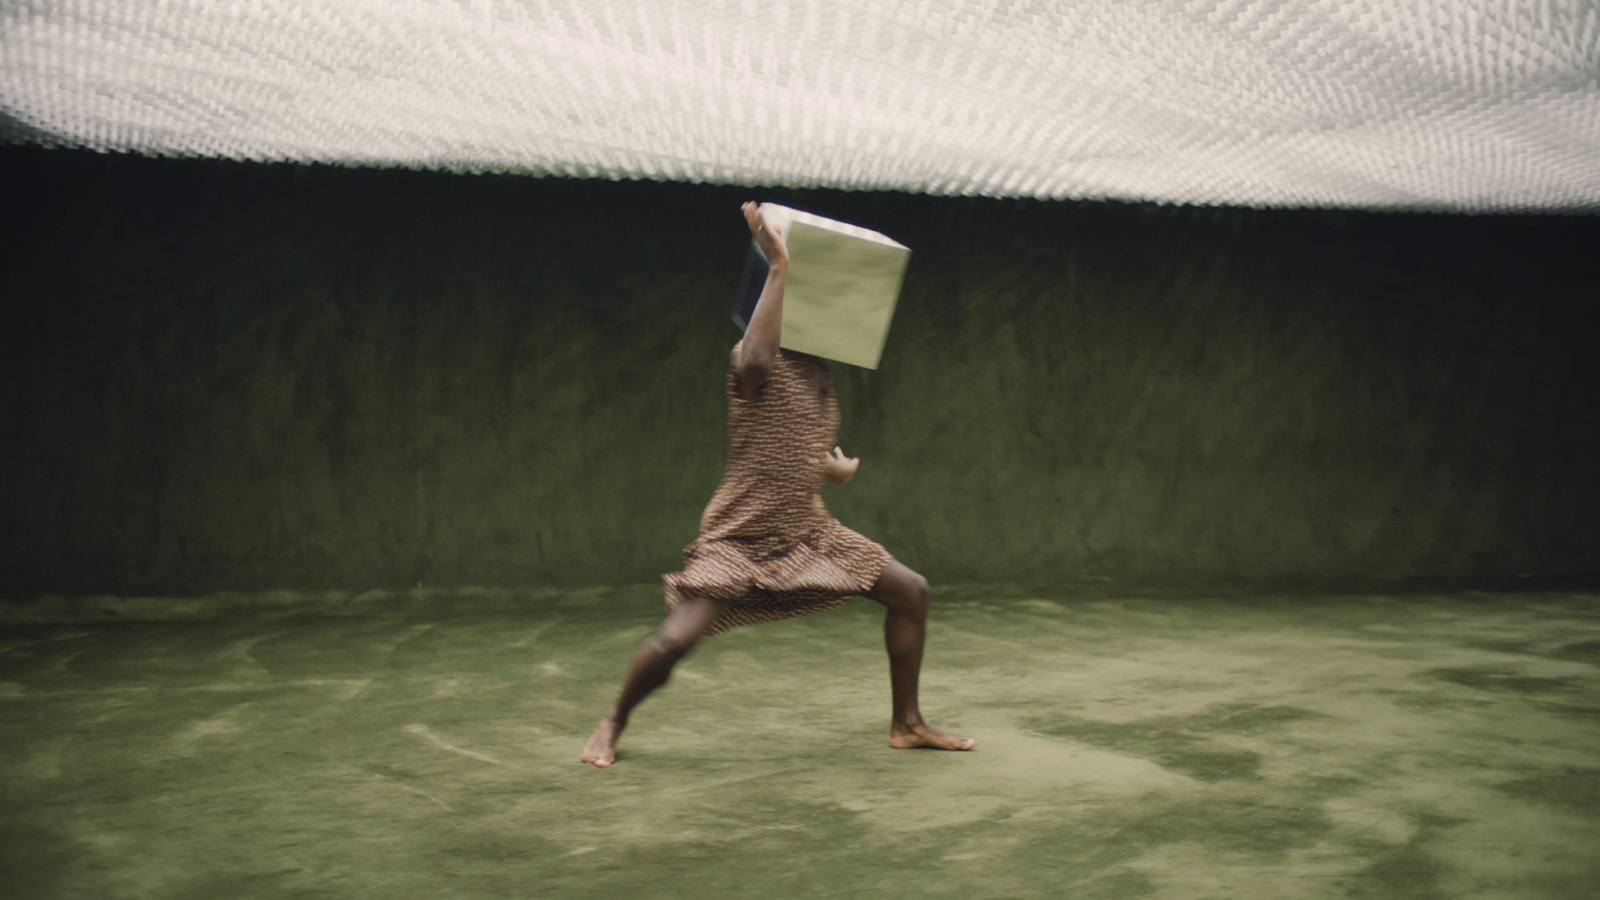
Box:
(2, 146, 1596, 597)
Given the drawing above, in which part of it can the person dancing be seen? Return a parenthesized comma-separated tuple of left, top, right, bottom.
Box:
(581, 201, 975, 768)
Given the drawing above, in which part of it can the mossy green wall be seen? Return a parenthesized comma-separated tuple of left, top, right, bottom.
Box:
(2, 147, 1596, 596)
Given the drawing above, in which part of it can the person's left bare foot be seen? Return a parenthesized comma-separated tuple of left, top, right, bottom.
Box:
(581, 716, 621, 767)
(889, 720, 976, 750)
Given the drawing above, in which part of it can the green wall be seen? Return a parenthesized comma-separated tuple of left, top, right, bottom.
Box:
(2, 146, 1596, 597)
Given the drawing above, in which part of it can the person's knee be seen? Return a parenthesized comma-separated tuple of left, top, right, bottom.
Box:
(901, 572, 930, 614)
(646, 630, 698, 663)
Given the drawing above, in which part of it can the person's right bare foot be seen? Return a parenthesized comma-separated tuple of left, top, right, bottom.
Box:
(581, 716, 621, 767)
(889, 720, 976, 751)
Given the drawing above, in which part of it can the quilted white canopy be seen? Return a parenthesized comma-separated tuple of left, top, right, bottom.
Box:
(2, 0, 1597, 212)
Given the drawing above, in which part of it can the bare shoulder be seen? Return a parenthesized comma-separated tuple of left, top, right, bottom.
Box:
(730, 340, 743, 370)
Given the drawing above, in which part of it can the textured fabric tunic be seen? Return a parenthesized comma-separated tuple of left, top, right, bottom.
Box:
(662, 340, 894, 635)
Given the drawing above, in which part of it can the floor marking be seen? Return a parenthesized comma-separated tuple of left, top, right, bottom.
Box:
(387, 623, 438, 654)
(403, 723, 502, 765)
(390, 781, 452, 811)
(234, 630, 290, 671)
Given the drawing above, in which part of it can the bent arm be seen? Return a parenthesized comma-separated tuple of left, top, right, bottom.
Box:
(733, 202, 790, 402)
(735, 262, 787, 401)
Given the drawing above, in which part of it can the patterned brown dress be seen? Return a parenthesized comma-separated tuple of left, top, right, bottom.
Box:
(661, 340, 894, 636)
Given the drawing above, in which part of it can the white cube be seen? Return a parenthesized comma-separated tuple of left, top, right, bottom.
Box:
(732, 202, 910, 370)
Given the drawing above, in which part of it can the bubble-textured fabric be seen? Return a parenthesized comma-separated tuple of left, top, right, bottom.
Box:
(662, 341, 893, 636)
(4, 1, 1598, 213)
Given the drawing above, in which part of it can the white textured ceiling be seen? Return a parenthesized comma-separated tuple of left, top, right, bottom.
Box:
(3, 0, 1598, 212)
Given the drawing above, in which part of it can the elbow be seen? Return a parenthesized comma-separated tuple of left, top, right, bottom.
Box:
(739, 358, 771, 390)
(737, 358, 773, 395)
(738, 345, 776, 382)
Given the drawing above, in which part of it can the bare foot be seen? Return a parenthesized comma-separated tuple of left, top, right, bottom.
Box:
(889, 720, 976, 751)
(581, 716, 622, 767)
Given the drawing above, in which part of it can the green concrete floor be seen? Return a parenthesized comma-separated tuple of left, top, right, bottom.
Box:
(1, 585, 1597, 899)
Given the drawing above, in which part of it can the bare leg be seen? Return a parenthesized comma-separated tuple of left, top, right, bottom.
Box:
(581, 593, 727, 768)
(866, 560, 976, 750)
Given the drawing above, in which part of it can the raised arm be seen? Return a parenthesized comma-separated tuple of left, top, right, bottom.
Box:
(735, 201, 789, 401)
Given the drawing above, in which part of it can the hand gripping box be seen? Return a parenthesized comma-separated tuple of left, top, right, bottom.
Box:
(731, 202, 910, 370)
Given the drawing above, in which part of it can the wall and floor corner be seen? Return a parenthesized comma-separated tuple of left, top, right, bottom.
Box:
(2, 144, 1597, 601)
